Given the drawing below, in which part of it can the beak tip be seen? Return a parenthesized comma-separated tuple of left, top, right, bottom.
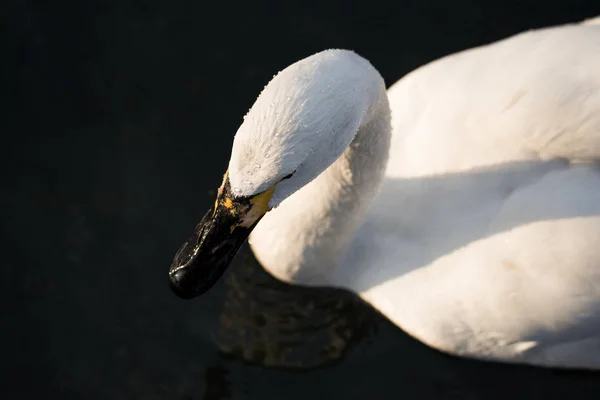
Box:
(168, 270, 197, 300)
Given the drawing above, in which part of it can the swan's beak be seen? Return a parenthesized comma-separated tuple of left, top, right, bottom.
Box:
(168, 174, 273, 299)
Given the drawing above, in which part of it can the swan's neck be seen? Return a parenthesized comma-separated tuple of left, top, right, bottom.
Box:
(249, 92, 391, 286)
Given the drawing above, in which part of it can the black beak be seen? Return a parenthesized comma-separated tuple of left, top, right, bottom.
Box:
(168, 176, 269, 299)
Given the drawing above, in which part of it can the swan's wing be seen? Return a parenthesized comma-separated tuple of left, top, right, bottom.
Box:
(348, 19, 600, 368)
(359, 162, 600, 369)
(385, 20, 600, 178)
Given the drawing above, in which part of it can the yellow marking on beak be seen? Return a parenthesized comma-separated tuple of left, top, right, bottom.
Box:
(222, 197, 236, 214)
(213, 169, 230, 217)
(238, 186, 275, 228)
(210, 168, 281, 230)
(223, 197, 233, 209)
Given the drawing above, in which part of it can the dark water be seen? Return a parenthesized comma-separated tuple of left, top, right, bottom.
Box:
(3, 0, 600, 398)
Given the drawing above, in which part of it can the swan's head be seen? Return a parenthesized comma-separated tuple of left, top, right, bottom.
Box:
(169, 49, 384, 299)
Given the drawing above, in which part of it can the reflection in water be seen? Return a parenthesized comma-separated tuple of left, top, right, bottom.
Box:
(216, 250, 377, 369)
(201, 248, 600, 400)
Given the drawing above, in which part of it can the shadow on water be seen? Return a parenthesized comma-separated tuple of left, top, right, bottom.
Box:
(216, 251, 375, 370)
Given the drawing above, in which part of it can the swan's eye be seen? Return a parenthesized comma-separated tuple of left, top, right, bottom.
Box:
(281, 171, 296, 181)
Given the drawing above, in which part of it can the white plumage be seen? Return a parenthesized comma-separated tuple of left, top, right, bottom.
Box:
(226, 18, 600, 369)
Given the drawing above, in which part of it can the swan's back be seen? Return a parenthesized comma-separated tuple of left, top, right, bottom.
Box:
(386, 22, 600, 177)
(342, 20, 600, 369)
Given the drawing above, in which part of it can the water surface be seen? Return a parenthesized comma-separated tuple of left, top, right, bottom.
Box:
(3, 1, 600, 398)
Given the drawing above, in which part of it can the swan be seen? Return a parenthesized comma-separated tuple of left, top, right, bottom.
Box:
(168, 17, 600, 370)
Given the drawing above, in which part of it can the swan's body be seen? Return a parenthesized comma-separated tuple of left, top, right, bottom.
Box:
(169, 18, 600, 369)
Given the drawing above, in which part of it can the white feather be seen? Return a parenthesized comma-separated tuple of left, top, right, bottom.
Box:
(227, 18, 600, 369)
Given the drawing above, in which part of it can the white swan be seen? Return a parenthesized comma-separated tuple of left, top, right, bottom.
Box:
(169, 18, 600, 370)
